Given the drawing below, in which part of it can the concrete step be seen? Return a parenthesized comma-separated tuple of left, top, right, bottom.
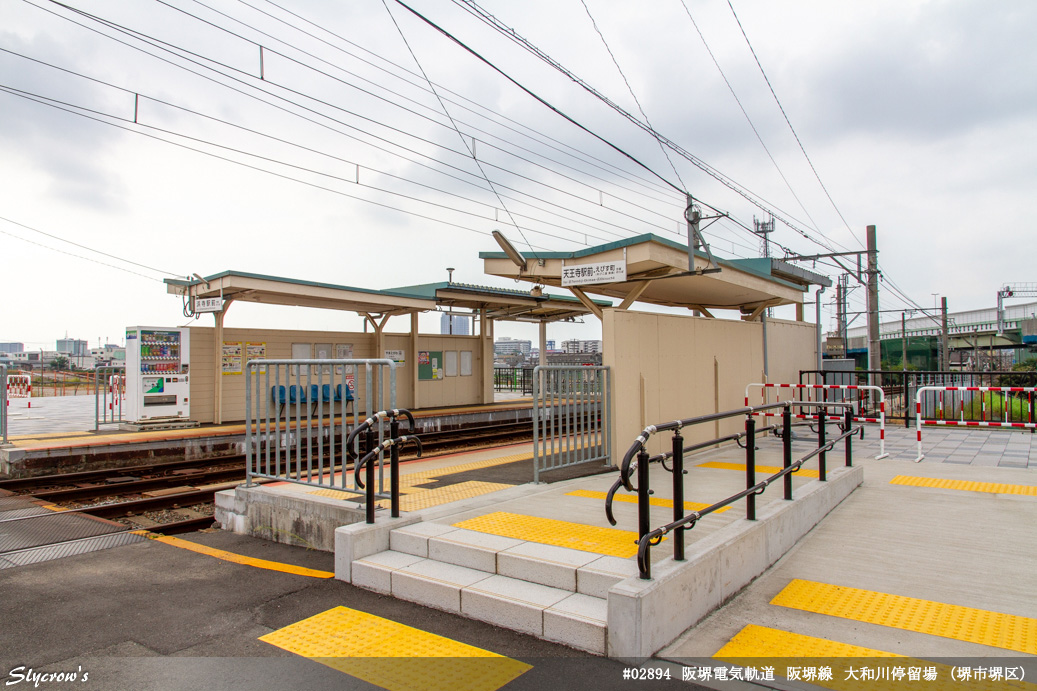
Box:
(351, 550, 608, 655)
(387, 521, 637, 596)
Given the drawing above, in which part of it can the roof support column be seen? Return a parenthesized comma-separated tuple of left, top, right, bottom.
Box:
(212, 300, 233, 425)
(481, 310, 494, 404)
(539, 320, 547, 368)
(410, 311, 420, 410)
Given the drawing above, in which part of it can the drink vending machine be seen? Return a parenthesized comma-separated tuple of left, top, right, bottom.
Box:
(124, 326, 191, 421)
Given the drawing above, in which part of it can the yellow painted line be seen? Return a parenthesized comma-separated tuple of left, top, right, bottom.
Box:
(566, 488, 730, 514)
(772, 578, 1037, 654)
(715, 625, 1034, 691)
(453, 511, 648, 558)
(699, 461, 819, 479)
(260, 606, 530, 691)
(147, 534, 333, 578)
(890, 475, 1037, 496)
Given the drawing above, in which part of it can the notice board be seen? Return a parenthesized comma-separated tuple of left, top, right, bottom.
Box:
(418, 350, 443, 381)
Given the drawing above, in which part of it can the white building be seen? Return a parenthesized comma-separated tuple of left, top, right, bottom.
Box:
(561, 339, 602, 354)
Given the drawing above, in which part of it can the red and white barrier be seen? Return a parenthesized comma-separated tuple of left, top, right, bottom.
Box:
(915, 386, 1037, 461)
(6, 374, 32, 408)
(746, 382, 888, 459)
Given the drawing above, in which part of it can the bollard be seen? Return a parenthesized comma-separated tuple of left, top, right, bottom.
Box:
(636, 447, 651, 580)
(671, 429, 685, 562)
(783, 405, 793, 500)
(745, 414, 756, 520)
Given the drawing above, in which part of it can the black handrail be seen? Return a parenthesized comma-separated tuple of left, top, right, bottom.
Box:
(345, 409, 417, 523)
(609, 400, 861, 579)
(633, 419, 863, 577)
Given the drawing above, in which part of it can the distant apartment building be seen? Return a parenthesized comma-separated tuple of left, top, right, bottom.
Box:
(561, 339, 602, 354)
(494, 337, 532, 356)
(56, 339, 89, 356)
(440, 313, 471, 335)
(0, 342, 24, 355)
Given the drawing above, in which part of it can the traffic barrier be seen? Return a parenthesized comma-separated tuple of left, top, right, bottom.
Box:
(745, 383, 888, 459)
(915, 386, 1037, 461)
(6, 374, 31, 408)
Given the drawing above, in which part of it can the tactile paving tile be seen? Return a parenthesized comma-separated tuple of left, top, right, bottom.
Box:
(771, 579, 1037, 654)
(699, 461, 820, 479)
(714, 625, 1031, 691)
(259, 606, 530, 691)
(452, 511, 649, 558)
(565, 488, 731, 514)
(890, 475, 1037, 496)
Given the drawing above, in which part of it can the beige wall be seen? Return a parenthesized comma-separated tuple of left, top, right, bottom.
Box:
(189, 327, 484, 423)
(602, 310, 817, 460)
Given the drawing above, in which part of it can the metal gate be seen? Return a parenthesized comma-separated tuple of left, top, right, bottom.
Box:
(532, 365, 611, 483)
(245, 359, 396, 497)
(94, 366, 125, 430)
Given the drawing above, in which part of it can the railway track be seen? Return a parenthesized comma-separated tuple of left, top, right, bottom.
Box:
(0, 417, 567, 565)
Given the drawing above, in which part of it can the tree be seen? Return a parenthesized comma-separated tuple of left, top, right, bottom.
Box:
(50, 355, 69, 370)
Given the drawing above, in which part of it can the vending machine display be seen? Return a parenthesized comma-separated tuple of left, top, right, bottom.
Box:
(125, 327, 191, 421)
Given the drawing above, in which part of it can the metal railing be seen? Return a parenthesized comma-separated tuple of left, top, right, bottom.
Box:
(607, 401, 861, 579)
(746, 382, 888, 459)
(801, 369, 1037, 426)
(94, 366, 126, 430)
(915, 385, 1037, 461)
(532, 365, 611, 483)
(494, 367, 534, 394)
(351, 409, 421, 523)
(245, 359, 395, 497)
(1, 364, 7, 443)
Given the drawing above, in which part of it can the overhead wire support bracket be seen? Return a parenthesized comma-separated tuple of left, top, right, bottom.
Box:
(685, 195, 722, 276)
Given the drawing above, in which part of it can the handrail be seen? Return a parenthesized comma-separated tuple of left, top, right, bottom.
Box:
(354, 435, 422, 487)
(633, 421, 863, 577)
(609, 400, 861, 579)
(348, 408, 417, 522)
(346, 408, 416, 455)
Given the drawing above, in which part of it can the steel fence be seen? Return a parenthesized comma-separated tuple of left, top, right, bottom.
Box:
(532, 365, 611, 483)
(1, 364, 7, 443)
(245, 359, 396, 497)
(494, 367, 534, 394)
(800, 369, 1037, 427)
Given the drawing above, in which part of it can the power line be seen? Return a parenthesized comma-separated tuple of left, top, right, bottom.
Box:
(0, 224, 167, 282)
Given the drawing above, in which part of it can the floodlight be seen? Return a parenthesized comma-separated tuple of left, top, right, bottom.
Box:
(492, 230, 527, 271)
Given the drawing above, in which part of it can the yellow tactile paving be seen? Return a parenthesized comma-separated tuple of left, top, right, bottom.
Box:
(699, 461, 820, 479)
(308, 481, 513, 512)
(890, 475, 1037, 496)
(565, 488, 731, 514)
(772, 578, 1037, 654)
(146, 534, 334, 578)
(260, 606, 530, 691)
(452, 511, 648, 558)
(715, 625, 1033, 691)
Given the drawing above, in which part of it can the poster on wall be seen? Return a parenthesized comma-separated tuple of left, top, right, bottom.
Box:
(418, 351, 443, 381)
(314, 343, 332, 374)
(444, 351, 458, 377)
(460, 350, 473, 376)
(245, 342, 266, 374)
(335, 344, 355, 393)
(222, 342, 243, 375)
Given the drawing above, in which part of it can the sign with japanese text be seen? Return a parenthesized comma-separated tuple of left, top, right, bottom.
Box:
(560, 260, 626, 286)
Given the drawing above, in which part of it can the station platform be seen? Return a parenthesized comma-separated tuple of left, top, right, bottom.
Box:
(0, 396, 534, 478)
(1, 423, 1034, 690)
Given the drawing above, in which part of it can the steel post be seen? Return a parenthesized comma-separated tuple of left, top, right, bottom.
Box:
(365, 425, 376, 524)
(389, 417, 400, 518)
(783, 405, 792, 500)
(845, 407, 853, 467)
(672, 430, 685, 562)
(818, 405, 827, 481)
(745, 415, 756, 520)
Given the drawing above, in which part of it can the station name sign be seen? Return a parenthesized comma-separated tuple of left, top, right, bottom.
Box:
(561, 260, 626, 287)
(194, 297, 225, 313)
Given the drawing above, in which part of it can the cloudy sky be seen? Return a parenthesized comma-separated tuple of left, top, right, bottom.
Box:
(2, 0, 1034, 351)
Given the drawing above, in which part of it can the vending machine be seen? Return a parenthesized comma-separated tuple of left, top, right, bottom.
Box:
(124, 326, 191, 422)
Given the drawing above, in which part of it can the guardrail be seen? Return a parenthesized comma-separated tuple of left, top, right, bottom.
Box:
(915, 385, 1037, 461)
(746, 382, 887, 459)
(532, 365, 611, 483)
(94, 366, 126, 430)
(351, 409, 422, 524)
(494, 367, 534, 394)
(607, 401, 861, 579)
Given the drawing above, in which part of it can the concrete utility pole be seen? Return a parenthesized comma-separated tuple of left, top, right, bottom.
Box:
(866, 225, 881, 380)
(941, 297, 950, 372)
(901, 312, 907, 372)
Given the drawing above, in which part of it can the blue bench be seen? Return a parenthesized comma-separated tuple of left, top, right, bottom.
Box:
(271, 384, 353, 418)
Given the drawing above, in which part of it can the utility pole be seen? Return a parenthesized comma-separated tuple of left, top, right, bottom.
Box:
(901, 312, 907, 372)
(866, 225, 881, 380)
(941, 297, 949, 372)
